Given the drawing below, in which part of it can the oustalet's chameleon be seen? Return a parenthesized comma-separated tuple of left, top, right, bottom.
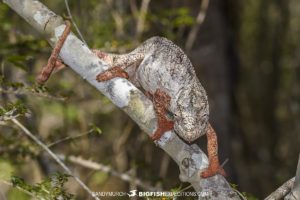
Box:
(94, 37, 225, 178)
(37, 23, 225, 178)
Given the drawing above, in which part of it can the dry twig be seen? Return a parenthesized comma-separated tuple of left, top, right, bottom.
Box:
(58, 154, 158, 191)
(64, 0, 87, 46)
(185, 0, 210, 52)
(10, 118, 99, 200)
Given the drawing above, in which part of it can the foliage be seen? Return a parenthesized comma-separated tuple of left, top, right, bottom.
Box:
(0, 101, 27, 119)
(11, 173, 74, 200)
(148, 7, 195, 40)
(1, 0, 300, 199)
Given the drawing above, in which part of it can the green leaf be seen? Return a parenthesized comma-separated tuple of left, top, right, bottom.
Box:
(11, 174, 74, 199)
(6, 55, 30, 71)
(89, 124, 102, 135)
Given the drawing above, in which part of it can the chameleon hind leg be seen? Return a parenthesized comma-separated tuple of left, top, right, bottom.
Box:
(36, 21, 71, 84)
(200, 123, 226, 178)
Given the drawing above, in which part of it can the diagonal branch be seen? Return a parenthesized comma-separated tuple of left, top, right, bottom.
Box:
(265, 155, 300, 200)
(288, 154, 300, 199)
(57, 154, 158, 191)
(3, 0, 239, 199)
(185, 0, 210, 52)
(265, 177, 295, 200)
(135, 0, 151, 38)
(10, 117, 99, 200)
(64, 0, 87, 46)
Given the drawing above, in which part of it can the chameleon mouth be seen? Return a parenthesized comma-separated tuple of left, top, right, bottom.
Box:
(174, 125, 202, 143)
(185, 132, 201, 143)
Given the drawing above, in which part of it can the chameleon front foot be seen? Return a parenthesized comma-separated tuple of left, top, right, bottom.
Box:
(200, 124, 226, 178)
(96, 66, 129, 82)
(37, 21, 71, 84)
(150, 118, 174, 140)
(149, 89, 174, 140)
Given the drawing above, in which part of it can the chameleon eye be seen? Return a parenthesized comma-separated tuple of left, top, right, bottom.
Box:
(172, 111, 180, 118)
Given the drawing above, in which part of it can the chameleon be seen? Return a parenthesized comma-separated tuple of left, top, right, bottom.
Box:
(37, 22, 225, 178)
(94, 37, 226, 178)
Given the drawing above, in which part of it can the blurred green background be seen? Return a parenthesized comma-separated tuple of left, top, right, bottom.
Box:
(0, 0, 300, 199)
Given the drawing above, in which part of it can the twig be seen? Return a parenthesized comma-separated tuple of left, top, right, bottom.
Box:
(129, 0, 138, 20)
(47, 130, 93, 148)
(185, 0, 210, 52)
(0, 87, 67, 101)
(0, 180, 34, 197)
(58, 154, 158, 191)
(64, 0, 87, 46)
(221, 158, 229, 168)
(135, 0, 151, 39)
(232, 187, 248, 200)
(265, 177, 295, 200)
(10, 118, 99, 200)
(105, 0, 125, 37)
(0, 108, 20, 122)
(285, 154, 300, 200)
(179, 184, 193, 192)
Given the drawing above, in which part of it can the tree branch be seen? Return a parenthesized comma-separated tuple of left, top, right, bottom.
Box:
(290, 155, 300, 198)
(57, 154, 158, 191)
(185, 0, 210, 52)
(64, 0, 87, 46)
(284, 154, 300, 200)
(3, 0, 239, 199)
(135, 0, 151, 38)
(265, 177, 295, 200)
(10, 117, 99, 200)
(0, 180, 35, 197)
(265, 155, 300, 200)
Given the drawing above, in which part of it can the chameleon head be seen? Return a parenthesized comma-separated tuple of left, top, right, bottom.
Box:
(173, 110, 209, 143)
(173, 80, 209, 143)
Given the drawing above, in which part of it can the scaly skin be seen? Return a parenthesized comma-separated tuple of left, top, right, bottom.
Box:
(95, 37, 226, 178)
(36, 21, 71, 84)
(39, 33, 225, 178)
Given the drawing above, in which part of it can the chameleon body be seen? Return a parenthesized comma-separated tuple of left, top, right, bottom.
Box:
(95, 37, 225, 178)
(94, 37, 209, 142)
(39, 32, 225, 178)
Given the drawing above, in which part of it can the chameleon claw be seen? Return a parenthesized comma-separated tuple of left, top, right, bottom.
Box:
(200, 165, 226, 178)
(150, 119, 174, 140)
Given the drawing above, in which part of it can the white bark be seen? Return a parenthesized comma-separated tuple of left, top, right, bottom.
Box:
(265, 178, 295, 200)
(266, 155, 300, 200)
(285, 154, 300, 200)
(3, 0, 239, 199)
